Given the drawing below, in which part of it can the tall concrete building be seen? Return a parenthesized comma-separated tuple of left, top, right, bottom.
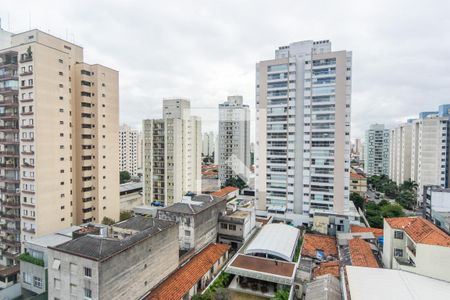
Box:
(411, 106, 450, 194)
(255, 40, 352, 224)
(143, 99, 201, 206)
(218, 96, 250, 186)
(202, 131, 215, 157)
(119, 124, 139, 176)
(389, 122, 413, 184)
(0, 30, 119, 274)
(364, 124, 390, 176)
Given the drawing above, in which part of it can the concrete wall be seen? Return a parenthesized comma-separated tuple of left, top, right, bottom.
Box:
(120, 191, 143, 212)
(414, 243, 450, 281)
(20, 260, 46, 295)
(48, 224, 179, 300)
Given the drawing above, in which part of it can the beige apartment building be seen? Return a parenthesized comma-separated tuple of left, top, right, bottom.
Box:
(119, 124, 139, 176)
(143, 99, 201, 206)
(389, 122, 413, 185)
(0, 29, 119, 274)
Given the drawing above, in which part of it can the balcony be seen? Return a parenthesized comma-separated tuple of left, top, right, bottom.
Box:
(0, 99, 18, 107)
(0, 112, 18, 120)
(0, 73, 18, 81)
(20, 111, 34, 116)
(0, 163, 19, 170)
(19, 55, 32, 63)
(20, 85, 33, 90)
(406, 245, 416, 257)
(0, 213, 20, 221)
(0, 151, 19, 157)
(22, 215, 35, 221)
(0, 87, 18, 94)
(21, 190, 35, 195)
(20, 138, 34, 143)
(20, 124, 34, 129)
(0, 125, 19, 132)
(0, 188, 20, 196)
(19, 98, 33, 103)
(21, 162, 34, 168)
(0, 177, 19, 184)
(22, 228, 35, 234)
(1, 200, 20, 208)
(21, 150, 34, 155)
(19, 71, 33, 76)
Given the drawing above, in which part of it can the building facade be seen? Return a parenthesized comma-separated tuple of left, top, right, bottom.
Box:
(143, 99, 201, 206)
(389, 122, 413, 185)
(218, 96, 250, 186)
(255, 40, 352, 223)
(48, 217, 179, 300)
(119, 124, 139, 176)
(364, 124, 390, 176)
(202, 131, 215, 158)
(0, 29, 119, 275)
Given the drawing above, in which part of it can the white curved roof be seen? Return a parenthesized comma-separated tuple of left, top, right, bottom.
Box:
(245, 223, 300, 262)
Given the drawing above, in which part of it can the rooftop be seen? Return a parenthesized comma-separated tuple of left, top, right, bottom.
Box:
(312, 261, 340, 279)
(26, 226, 81, 248)
(348, 239, 379, 268)
(350, 172, 366, 180)
(385, 217, 450, 247)
(145, 243, 230, 300)
(345, 266, 450, 300)
(302, 234, 338, 260)
(211, 186, 239, 197)
(119, 181, 143, 194)
(305, 274, 341, 300)
(244, 223, 300, 262)
(160, 194, 225, 215)
(229, 254, 296, 278)
(50, 217, 175, 262)
(350, 225, 383, 238)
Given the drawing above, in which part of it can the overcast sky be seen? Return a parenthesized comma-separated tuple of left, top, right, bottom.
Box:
(2, 0, 450, 140)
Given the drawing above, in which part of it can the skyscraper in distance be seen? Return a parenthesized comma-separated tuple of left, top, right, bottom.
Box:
(364, 124, 390, 176)
(255, 40, 352, 224)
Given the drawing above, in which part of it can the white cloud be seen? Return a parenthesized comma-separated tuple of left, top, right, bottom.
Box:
(2, 0, 449, 139)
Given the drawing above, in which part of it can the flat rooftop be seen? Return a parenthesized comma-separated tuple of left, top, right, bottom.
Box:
(160, 194, 225, 215)
(26, 226, 81, 248)
(50, 217, 175, 262)
(228, 254, 296, 278)
(346, 266, 450, 299)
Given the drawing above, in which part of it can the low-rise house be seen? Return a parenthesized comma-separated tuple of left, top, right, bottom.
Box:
(304, 274, 341, 300)
(350, 225, 383, 238)
(382, 216, 450, 282)
(211, 186, 239, 200)
(157, 194, 226, 253)
(311, 204, 362, 236)
(19, 226, 85, 297)
(120, 181, 143, 211)
(218, 208, 256, 250)
(350, 170, 367, 197)
(298, 234, 338, 282)
(48, 216, 179, 300)
(226, 223, 300, 298)
(345, 238, 379, 268)
(144, 243, 230, 300)
(344, 266, 450, 300)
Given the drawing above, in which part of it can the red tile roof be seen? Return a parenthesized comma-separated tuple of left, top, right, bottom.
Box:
(230, 254, 296, 277)
(312, 261, 340, 279)
(146, 243, 230, 300)
(211, 186, 239, 197)
(385, 217, 450, 247)
(302, 234, 338, 259)
(348, 238, 379, 268)
(350, 172, 366, 180)
(351, 225, 383, 238)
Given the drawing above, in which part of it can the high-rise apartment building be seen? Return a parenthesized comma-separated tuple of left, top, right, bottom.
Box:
(0, 29, 119, 273)
(411, 106, 450, 194)
(218, 96, 250, 186)
(143, 99, 201, 206)
(119, 124, 138, 176)
(364, 124, 390, 176)
(389, 122, 413, 184)
(255, 40, 352, 224)
(202, 131, 215, 157)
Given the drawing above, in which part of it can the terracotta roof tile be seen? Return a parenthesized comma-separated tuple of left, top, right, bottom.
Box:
(348, 238, 379, 268)
(230, 254, 296, 277)
(350, 225, 383, 238)
(312, 261, 340, 279)
(146, 243, 230, 300)
(385, 217, 450, 247)
(302, 234, 338, 259)
(350, 172, 366, 180)
(211, 186, 239, 197)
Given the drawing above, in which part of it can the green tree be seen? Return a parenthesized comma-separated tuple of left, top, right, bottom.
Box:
(120, 171, 131, 184)
(192, 294, 210, 300)
(350, 192, 365, 211)
(381, 203, 405, 218)
(120, 211, 134, 221)
(101, 217, 115, 225)
(223, 176, 247, 191)
(273, 289, 290, 300)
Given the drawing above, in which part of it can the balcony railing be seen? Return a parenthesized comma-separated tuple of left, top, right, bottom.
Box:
(0, 87, 18, 93)
(0, 188, 20, 195)
(19, 71, 33, 76)
(0, 151, 19, 157)
(21, 150, 34, 155)
(19, 56, 32, 63)
(0, 100, 19, 107)
(19, 98, 33, 103)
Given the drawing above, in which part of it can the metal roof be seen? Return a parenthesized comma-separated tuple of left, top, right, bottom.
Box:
(244, 223, 300, 262)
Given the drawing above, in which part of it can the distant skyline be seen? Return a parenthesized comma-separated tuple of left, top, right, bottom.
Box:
(2, 0, 449, 139)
